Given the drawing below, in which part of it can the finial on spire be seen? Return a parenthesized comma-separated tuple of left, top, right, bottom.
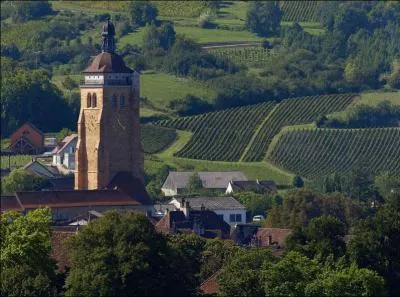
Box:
(101, 18, 116, 53)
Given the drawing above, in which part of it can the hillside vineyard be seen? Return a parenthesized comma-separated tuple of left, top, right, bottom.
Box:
(157, 102, 275, 161)
(268, 128, 400, 179)
(242, 94, 356, 161)
(280, 1, 320, 22)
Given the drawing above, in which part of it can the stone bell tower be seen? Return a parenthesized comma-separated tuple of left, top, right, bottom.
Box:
(75, 19, 143, 190)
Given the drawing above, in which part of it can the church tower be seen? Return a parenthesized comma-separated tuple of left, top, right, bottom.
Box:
(75, 19, 143, 190)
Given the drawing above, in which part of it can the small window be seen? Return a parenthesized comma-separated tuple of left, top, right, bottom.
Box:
(229, 214, 235, 222)
(218, 214, 224, 221)
(120, 94, 125, 108)
(235, 214, 242, 222)
(87, 93, 92, 108)
(92, 93, 97, 107)
(112, 94, 118, 109)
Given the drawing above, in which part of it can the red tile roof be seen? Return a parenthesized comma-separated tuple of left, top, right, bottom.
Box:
(15, 190, 141, 209)
(106, 171, 152, 205)
(200, 270, 221, 296)
(254, 228, 292, 247)
(1, 195, 24, 211)
(51, 230, 75, 272)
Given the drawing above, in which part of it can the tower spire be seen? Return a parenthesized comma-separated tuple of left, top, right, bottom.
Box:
(101, 18, 116, 53)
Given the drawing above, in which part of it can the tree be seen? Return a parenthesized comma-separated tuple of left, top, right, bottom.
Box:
(305, 263, 385, 297)
(200, 238, 240, 282)
(245, 1, 282, 37)
(374, 171, 400, 199)
(3, 1, 53, 23)
(1, 208, 56, 297)
(2, 169, 47, 194)
(262, 251, 319, 297)
(130, 1, 158, 27)
(1, 69, 73, 136)
(167, 233, 205, 295)
(65, 211, 198, 296)
(57, 127, 73, 142)
(347, 199, 400, 296)
(187, 172, 204, 194)
(66, 211, 168, 296)
(61, 76, 78, 91)
(292, 175, 304, 188)
(286, 216, 346, 259)
(218, 249, 276, 297)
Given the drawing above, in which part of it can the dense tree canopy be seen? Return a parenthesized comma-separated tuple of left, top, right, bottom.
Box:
(246, 1, 282, 37)
(1, 208, 56, 297)
(2, 169, 47, 194)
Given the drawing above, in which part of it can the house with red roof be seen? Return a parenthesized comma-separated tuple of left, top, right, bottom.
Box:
(8, 122, 44, 154)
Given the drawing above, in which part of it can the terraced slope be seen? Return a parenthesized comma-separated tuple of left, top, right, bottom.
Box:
(156, 102, 276, 161)
(268, 128, 400, 179)
(242, 94, 356, 162)
(280, 1, 322, 22)
(141, 125, 177, 154)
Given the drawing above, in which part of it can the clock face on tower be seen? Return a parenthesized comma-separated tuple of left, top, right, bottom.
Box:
(111, 113, 128, 131)
(87, 114, 97, 133)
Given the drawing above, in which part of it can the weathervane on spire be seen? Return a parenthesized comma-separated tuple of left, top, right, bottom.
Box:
(101, 18, 116, 53)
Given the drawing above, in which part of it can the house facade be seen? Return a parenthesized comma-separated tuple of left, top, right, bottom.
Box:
(162, 171, 248, 196)
(52, 134, 77, 170)
(8, 122, 44, 154)
(170, 196, 246, 225)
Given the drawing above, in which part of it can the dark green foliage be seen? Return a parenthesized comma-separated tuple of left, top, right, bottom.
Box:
(61, 76, 78, 91)
(232, 192, 280, 220)
(245, 1, 282, 37)
(65, 211, 201, 297)
(1, 1, 53, 22)
(168, 95, 213, 116)
(347, 197, 400, 296)
(286, 215, 346, 259)
(142, 23, 176, 52)
(200, 239, 240, 282)
(140, 125, 177, 154)
(1, 208, 56, 297)
(218, 249, 276, 297)
(130, 1, 158, 27)
(56, 128, 73, 142)
(145, 164, 176, 202)
(161, 36, 239, 80)
(318, 101, 400, 128)
(1, 69, 74, 136)
(187, 172, 203, 194)
(293, 175, 304, 188)
(157, 101, 275, 161)
(2, 169, 48, 194)
(265, 189, 363, 228)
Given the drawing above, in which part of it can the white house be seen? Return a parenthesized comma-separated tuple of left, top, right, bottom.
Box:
(52, 134, 77, 170)
(169, 196, 247, 225)
(161, 171, 248, 196)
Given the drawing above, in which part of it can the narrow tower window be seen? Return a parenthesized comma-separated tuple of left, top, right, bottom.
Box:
(120, 94, 125, 108)
(112, 94, 118, 109)
(87, 93, 92, 108)
(92, 93, 97, 107)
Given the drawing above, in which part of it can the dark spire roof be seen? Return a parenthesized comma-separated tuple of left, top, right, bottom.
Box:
(83, 19, 133, 74)
(101, 19, 116, 53)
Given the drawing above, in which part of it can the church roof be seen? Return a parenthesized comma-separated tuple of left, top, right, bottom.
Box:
(83, 52, 133, 74)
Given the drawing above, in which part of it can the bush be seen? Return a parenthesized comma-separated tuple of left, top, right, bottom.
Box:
(293, 175, 304, 188)
(130, 1, 158, 27)
(168, 95, 213, 116)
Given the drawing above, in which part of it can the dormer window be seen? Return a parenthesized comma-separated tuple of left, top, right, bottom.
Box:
(92, 93, 97, 107)
(120, 94, 125, 108)
(87, 93, 92, 108)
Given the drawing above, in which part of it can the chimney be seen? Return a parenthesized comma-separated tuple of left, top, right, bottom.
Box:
(183, 200, 190, 219)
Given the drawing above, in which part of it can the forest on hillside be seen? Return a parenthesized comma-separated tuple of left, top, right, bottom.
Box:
(1, 1, 399, 136)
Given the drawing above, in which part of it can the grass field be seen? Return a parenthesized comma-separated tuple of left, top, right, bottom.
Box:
(1, 155, 32, 170)
(151, 130, 294, 185)
(140, 71, 216, 109)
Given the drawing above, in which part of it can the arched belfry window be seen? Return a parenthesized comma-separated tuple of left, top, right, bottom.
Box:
(120, 94, 125, 108)
(92, 93, 97, 107)
(112, 94, 118, 109)
(87, 93, 92, 108)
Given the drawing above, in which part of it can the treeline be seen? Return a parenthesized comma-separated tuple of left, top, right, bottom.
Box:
(317, 100, 400, 128)
(2, 185, 399, 296)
